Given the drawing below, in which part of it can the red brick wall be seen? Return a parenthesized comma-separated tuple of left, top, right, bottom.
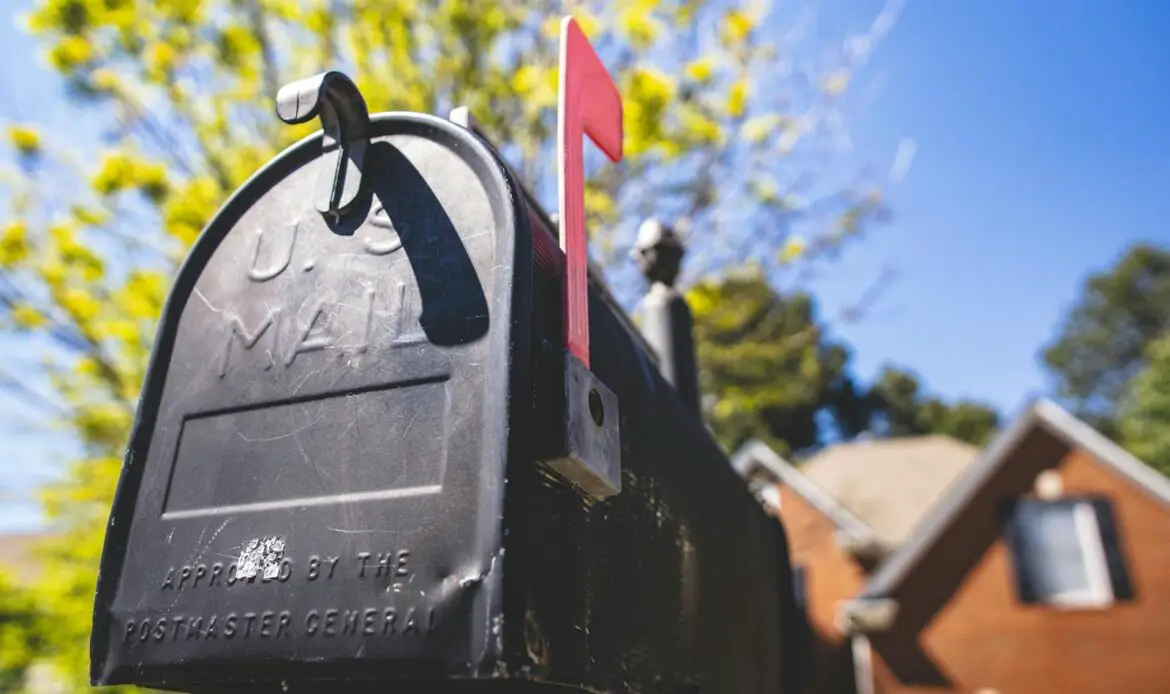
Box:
(870, 444, 1170, 694)
(779, 487, 869, 693)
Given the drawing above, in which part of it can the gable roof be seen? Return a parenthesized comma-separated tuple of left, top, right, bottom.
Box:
(859, 398, 1170, 600)
(731, 434, 981, 552)
(798, 435, 980, 548)
(731, 441, 877, 543)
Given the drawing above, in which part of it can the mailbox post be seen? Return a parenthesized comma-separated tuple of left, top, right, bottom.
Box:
(633, 218, 701, 417)
(90, 17, 802, 694)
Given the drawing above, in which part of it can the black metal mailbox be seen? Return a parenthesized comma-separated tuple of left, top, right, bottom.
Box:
(91, 23, 804, 694)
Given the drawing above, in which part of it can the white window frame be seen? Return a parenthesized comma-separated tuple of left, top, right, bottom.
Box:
(1033, 501, 1114, 609)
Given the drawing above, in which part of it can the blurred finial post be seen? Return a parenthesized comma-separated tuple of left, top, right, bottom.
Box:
(633, 218, 701, 416)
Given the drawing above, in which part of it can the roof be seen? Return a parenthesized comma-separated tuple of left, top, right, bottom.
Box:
(859, 398, 1170, 600)
(730, 441, 878, 543)
(798, 435, 980, 548)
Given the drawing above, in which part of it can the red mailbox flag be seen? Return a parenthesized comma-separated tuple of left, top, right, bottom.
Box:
(557, 15, 624, 369)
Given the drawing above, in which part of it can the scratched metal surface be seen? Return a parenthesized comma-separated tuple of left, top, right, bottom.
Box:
(91, 113, 531, 688)
(514, 209, 800, 694)
(91, 112, 803, 693)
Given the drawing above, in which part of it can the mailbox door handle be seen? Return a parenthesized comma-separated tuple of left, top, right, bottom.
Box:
(276, 70, 372, 219)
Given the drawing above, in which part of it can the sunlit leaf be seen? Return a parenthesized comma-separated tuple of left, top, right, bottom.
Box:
(7, 125, 42, 156)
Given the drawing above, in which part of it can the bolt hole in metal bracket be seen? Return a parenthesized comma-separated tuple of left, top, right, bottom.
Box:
(451, 17, 623, 502)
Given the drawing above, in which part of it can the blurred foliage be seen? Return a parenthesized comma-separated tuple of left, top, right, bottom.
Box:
(866, 365, 1000, 447)
(0, 0, 902, 688)
(1045, 241, 1170, 477)
(1118, 335, 1170, 477)
(1042, 244, 1170, 440)
(688, 268, 864, 455)
(683, 268, 861, 451)
(0, 569, 49, 693)
(690, 270, 1001, 455)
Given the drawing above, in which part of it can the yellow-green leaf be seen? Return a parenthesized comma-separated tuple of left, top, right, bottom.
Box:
(678, 106, 722, 146)
(164, 176, 222, 245)
(59, 288, 101, 323)
(779, 236, 806, 263)
(0, 220, 31, 266)
(721, 9, 756, 44)
(741, 114, 780, 144)
(11, 302, 48, 329)
(47, 35, 94, 71)
(684, 57, 716, 83)
(618, 6, 661, 48)
(821, 69, 850, 96)
(145, 41, 178, 81)
(7, 125, 41, 156)
(91, 152, 137, 196)
(727, 77, 749, 117)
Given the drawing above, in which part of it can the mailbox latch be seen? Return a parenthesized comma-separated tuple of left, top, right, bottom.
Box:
(276, 70, 371, 220)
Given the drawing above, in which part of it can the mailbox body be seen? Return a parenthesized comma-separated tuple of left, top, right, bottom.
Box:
(91, 113, 802, 693)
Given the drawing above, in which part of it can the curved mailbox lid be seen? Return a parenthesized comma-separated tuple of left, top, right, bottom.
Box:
(90, 112, 531, 687)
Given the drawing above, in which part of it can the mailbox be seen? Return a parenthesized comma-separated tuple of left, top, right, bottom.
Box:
(91, 17, 804, 693)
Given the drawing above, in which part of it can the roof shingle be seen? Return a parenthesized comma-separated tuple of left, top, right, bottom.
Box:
(798, 435, 980, 547)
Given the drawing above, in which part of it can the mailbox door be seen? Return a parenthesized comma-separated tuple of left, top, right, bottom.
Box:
(91, 114, 532, 688)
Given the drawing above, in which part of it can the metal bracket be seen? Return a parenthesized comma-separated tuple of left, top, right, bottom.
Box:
(276, 70, 371, 220)
(545, 352, 622, 500)
(452, 21, 628, 502)
(448, 105, 477, 131)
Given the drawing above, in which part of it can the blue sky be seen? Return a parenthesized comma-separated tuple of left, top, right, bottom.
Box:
(806, 0, 1170, 419)
(1, 1, 1169, 531)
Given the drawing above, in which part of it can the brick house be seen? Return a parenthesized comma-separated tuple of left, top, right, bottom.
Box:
(732, 399, 1170, 694)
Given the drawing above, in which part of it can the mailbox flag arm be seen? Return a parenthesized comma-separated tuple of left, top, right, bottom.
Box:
(276, 70, 371, 219)
(557, 16, 623, 369)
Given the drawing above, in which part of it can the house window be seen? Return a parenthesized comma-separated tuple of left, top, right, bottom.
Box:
(1005, 498, 1133, 608)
